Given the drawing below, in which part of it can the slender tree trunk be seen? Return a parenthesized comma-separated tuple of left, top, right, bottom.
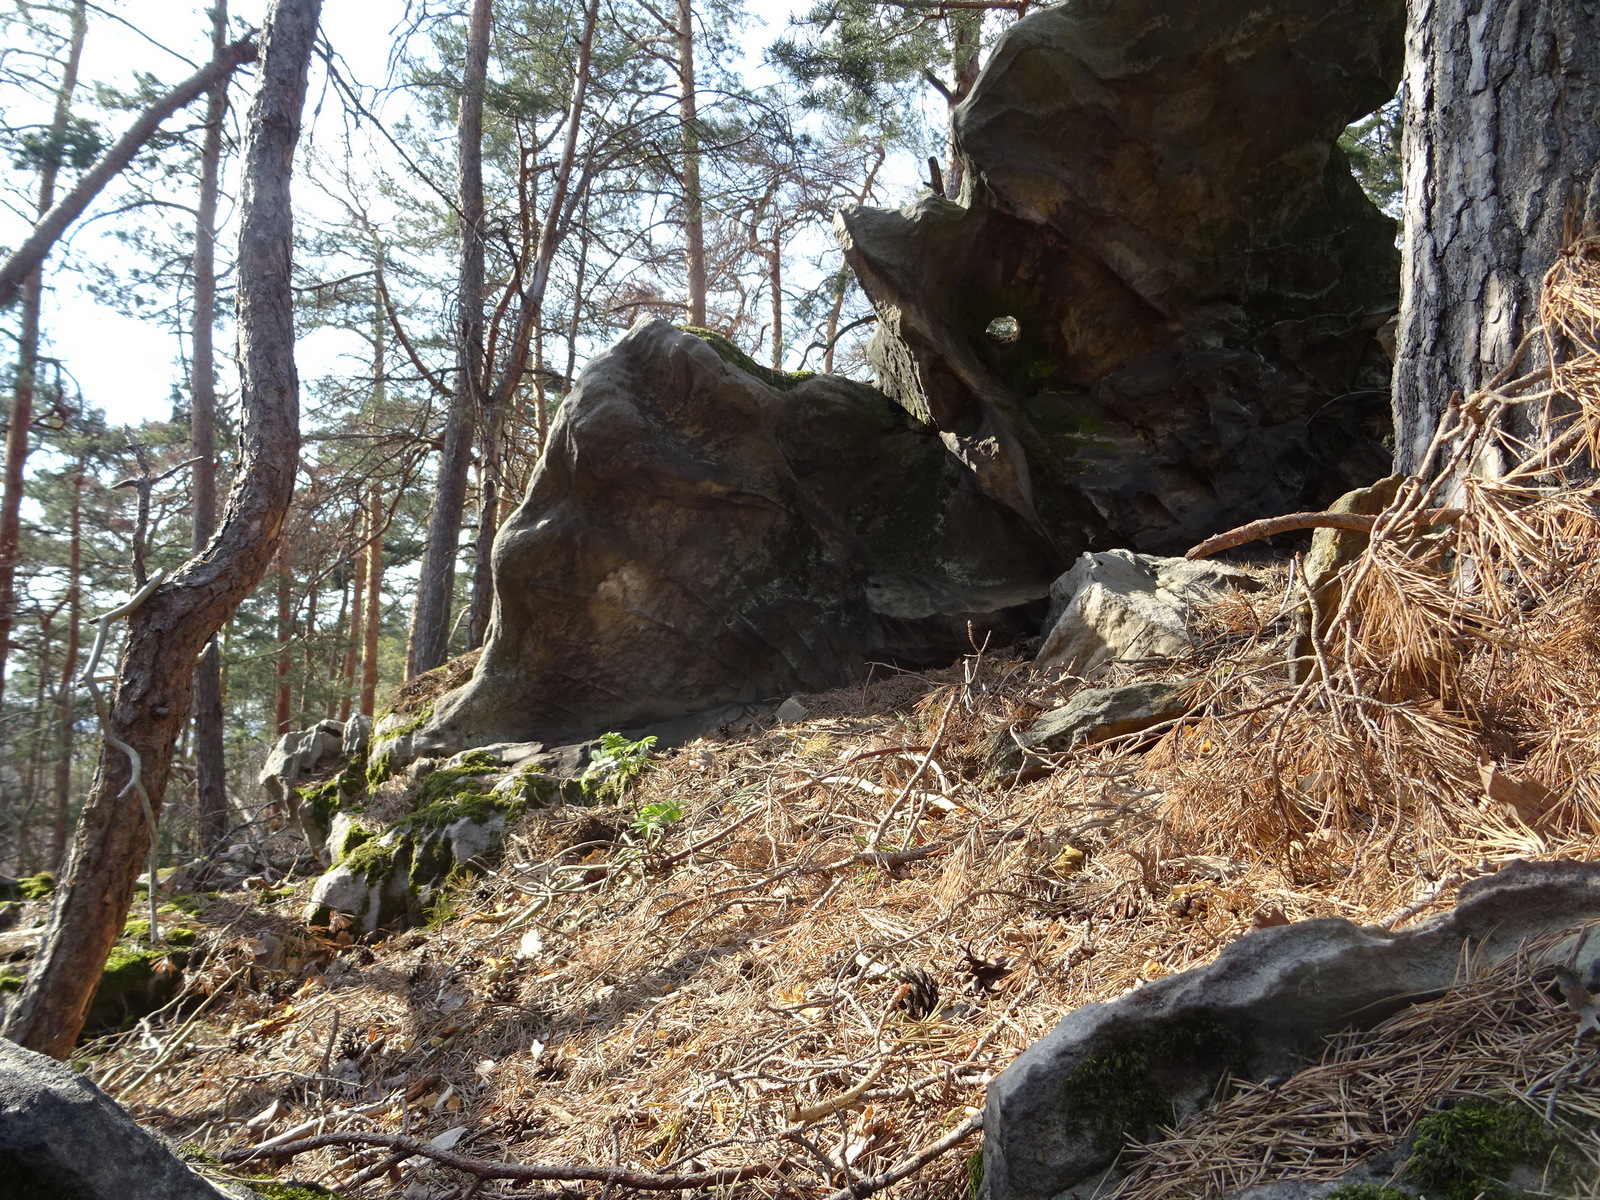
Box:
(0, 0, 86, 712)
(823, 146, 884, 374)
(944, 10, 981, 199)
(339, 549, 364, 721)
(1394, 0, 1600, 474)
(3, 0, 318, 1059)
(192, 0, 230, 855)
(360, 483, 383, 718)
(677, 0, 706, 326)
(49, 462, 83, 866)
(274, 557, 293, 735)
(407, 0, 491, 678)
(768, 226, 783, 370)
(464, 0, 599, 647)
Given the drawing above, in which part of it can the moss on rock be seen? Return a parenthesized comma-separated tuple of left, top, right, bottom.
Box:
(679, 325, 816, 392)
(1407, 1100, 1561, 1200)
(15, 871, 54, 900)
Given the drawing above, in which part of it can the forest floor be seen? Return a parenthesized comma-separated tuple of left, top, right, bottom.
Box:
(71, 246, 1600, 1200)
(81, 537, 1600, 1200)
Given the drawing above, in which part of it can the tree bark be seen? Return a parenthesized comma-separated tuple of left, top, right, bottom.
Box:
(192, 0, 230, 855)
(943, 9, 981, 199)
(464, 0, 599, 649)
(0, 36, 258, 312)
(1393, 0, 1600, 474)
(677, 0, 706, 326)
(49, 461, 84, 867)
(360, 483, 383, 718)
(2, 0, 319, 1061)
(407, 0, 491, 678)
(274, 556, 293, 735)
(0, 0, 87, 713)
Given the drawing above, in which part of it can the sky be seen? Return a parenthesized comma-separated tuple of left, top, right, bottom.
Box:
(8, 0, 817, 428)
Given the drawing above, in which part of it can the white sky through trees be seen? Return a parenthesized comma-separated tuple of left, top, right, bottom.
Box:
(3, 0, 821, 428)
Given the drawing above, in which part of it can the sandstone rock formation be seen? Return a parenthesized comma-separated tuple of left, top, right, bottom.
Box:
(839, 0, 1402, 558)
(987, 678, 1199, 784)
(979, 859, 1600, 1200)
(423, 319, 1054, 750)
(417, 0, 1402, 753)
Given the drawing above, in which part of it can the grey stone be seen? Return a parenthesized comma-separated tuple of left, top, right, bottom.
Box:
(0, 1035, 248, 1199)
(303, 863, 381, 930)
(774, 697, 809, 723)
(989, 679, 1198, 784)
(980, 859, 1600, 1200)
(341, 713, 372, 760)
(840, 0, 1401, 561)
(1036, 550, 1263, 679)
(420, 318, 1055, 751)
(257, 718, 344, 809)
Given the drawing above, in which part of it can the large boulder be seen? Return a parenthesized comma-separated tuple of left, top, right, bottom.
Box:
(0, 1036, 253, 1199)
(838, 0, 1402, 558)
(258, 719, 345, 825)
(980, 859, 1600, 1200)
(422, 320, 1055, 750)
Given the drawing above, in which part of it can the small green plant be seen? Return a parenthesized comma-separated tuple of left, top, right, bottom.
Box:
(1407, 1100, 1555, 1200)
(632, 798, 684, 840)
(581, 733, 657, 802)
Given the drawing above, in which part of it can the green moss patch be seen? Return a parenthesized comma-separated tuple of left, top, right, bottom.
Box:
(1325, 1185, 1406, 1200)
(0, 967, 23, 994)
(1061, 1015, 1239, 1154)
(87, 942, 181, 1031)
(679, 325, 816, 391)
(1407, 1100, 1560, 1200)
(16, 871, 54, 900)
(245, 1180, 344, 1200)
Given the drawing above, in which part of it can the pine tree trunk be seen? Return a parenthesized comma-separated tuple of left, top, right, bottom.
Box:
(192, 0, 230, 854)
(1394, 0, 1600, 474)
(408, 0, 491, 678)
(339, 544, 365, 721)
(274, 557, 293, 735)
(0, 0, 86, 712)
(677, 0, 706, 326)
(49, 462, 83, 867)
(360, 483, 383, 718)
(768, 228, 783, 370)
(2, 0, 318, 1059)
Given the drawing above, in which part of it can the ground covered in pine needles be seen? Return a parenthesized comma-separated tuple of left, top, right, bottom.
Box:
(87, 239, 1600, 1198)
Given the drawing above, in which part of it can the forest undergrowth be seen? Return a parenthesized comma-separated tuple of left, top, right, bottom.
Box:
(79, 238, 1600, 1198)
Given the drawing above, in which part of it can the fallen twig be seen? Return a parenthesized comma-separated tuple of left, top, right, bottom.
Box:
(212, 1130, 783, 1190)
(822, 1111, 983, 1200)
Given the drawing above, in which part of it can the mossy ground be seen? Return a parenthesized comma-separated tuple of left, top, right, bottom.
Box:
(1406, 1100, 1562, 1200)
(1324, 1186, 1406, 1200)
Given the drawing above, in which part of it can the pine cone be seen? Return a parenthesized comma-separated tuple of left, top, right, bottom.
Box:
(891, 966, 939, 1019)
(489, 976, 521, 1004)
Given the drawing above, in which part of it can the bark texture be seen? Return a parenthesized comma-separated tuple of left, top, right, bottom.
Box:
(1393, 0, 1600, 472)
(408, 0, 491, 678)
(2, 0, 318, 1059)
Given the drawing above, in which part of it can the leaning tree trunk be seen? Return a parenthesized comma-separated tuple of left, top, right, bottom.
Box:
(1393, 0, 1600, 475)
(2, 0, 319, 1060)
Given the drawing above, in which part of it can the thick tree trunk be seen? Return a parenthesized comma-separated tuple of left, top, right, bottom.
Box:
(192, 0, 230, 855)
(677, 0, 706, 326)
(1394, 0, 1600, 474)
(0, 1, 86, 712)
(408, 0, 491, 678)
(2, 0, 318, 1060)
(944, 10, 981, 199)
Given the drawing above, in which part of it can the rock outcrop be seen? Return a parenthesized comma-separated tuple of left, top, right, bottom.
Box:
(422, 320, 1054, 750)
(413, 0, 1401, 753)
(979, 859, 1600, 1200)
(0, 1035, 252, 1199)
(988, 678, 1199, 784)
(839, 0, 1402, 558)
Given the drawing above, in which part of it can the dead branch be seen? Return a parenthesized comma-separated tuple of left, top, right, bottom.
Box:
(822, 1112, 983, 1200)
(212, 1129, 783, 1190)
(1185, 507, 1463, 560)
